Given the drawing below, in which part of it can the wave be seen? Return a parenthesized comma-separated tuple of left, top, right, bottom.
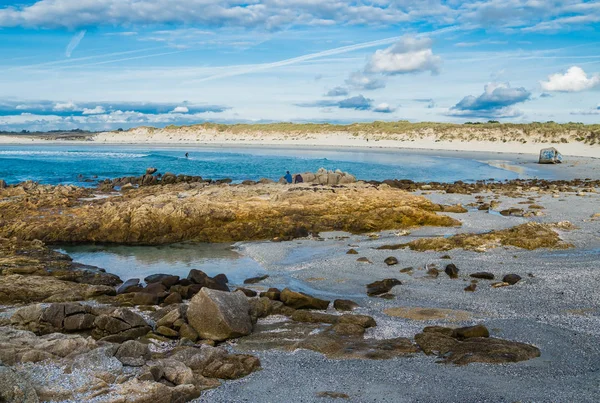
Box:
(0, 151, 149, 159)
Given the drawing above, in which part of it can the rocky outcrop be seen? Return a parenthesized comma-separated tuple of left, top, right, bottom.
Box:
(187, 289, 252, 341)
(11, 302, 96, 334)
(92, 308, 151, 343)
(414, 325, 541, 365)
(0, 181, 459, 244)
(377, 222, 572, 252)
(280, 168, 357, 185)
(0, 363, 39, 403)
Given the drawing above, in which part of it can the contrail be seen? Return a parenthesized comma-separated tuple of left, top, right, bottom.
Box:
(191, 26, 461, 84)
(66, 30, 86, 57)
(53, 50, 185, 69)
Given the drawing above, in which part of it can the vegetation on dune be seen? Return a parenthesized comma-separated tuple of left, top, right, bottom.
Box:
(139, 121, 600, 145)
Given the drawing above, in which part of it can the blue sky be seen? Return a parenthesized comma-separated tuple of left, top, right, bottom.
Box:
(0, 0, 599, 131)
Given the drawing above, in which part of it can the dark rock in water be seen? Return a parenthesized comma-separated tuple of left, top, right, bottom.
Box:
(366, 279, 401, 296)
(503, 274, 522, 285)
(260, 288, 281, 301)
(440, 254, 452, 259)
(236, 288, 257, 297)
(470, 272, 495, 280)
(146, 167, 158, 175)
(213, 273, 229, 286)
(244, 274, 269, 284)
(163, 292, 182, 305)
(333, 299, 359, 311)
(280, 288, 330, 310)
(500, 208, 524, 217)
(452, 325, 490, 340)
(115, 340, 151, 367)
(384, 256, 399, 266)
(356, 257, 372, 263)
(445, 264, 459, 279)
(144, 274, 180, 288)
(316, 391, 350, 399)
(427, 266, 440, 278)
(464, 283, 477, 292)
(415, 325, 539, 365)
(346, 249, 359, 255)
(400, 267, 414, 273)
(187, 269, 229, 292)
(117, 278, 142, 294)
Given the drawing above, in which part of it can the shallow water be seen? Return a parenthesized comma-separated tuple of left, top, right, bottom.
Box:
(0, 144, 536, 185)
(58, 243, 266, 284)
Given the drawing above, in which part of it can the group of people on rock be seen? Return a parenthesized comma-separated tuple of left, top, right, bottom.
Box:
(284, 171, 303, 184)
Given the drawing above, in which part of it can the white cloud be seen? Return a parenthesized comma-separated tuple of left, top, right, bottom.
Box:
(53, 101, 78, 112)
(171, 106, 189, 113)
(540, 66, 600, 92)
(65, 30, 86, 58)
(365, 36, 441, 75)
(449, 82, 531, 118)
(373, 103, 395, 113)
(82, 106, 106, 115)
(345, 71, 386, 90)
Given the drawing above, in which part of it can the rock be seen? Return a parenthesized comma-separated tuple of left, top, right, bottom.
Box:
(115, 340, 151, 366)
(161, 172, 177, 184)
(470, 272, 495, 280)
(464, 283, 477, 292)
(452, 325, 490, 339)
(109, 379, 173, 403)
(144, 274, 180, 288)
(415, 326, 540, 365)
(0, 274, 116, 304)
(0, 179, 7, 189)
(235, 288, 257, 297)
(426, 266, 440, 278)
(156, 306, 183, 328)
(338, 314, 376, 328)
(243, 274, 269, 284)
(280, 288, 330, 310)
(179, 323, 199, 342)
(346, 249, 359, 255)
(187, 289, 252, 341)
(539, 147, 563, 164)
(491, 282, 511, 288)
(117, 278, 142, 294)
(0, 364, 39, 403)
(213, 273, 229, 286)
(366, 279, 401, 296)
(146, 167, 158, 175)
(259, 287, 281, 301)
(187, 269, 229, 292)
(291, 310, 338, 324)
(316, 391, 350, 399)
(445, 264, 459, 279)
(503, 274, 522, 285)
(201, 354, 261, 380)
(356, 257, 372, 263)
(333, 299, 359, 311)
(132, 292, 159, 306)
(92, 308, 151, 343)
(400, 267, 414, 273)
(156, 326, 179, 338)
(163, 292, 182, 305)
(331, 323, 365, 336)
(384, 256, 399, 266)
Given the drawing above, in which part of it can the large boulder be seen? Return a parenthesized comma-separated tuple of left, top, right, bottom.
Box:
(187, 269, 229, 292)
(187, 288, 252, 341)
(279, 288, 330, 310)
(539, 147, 563, 164)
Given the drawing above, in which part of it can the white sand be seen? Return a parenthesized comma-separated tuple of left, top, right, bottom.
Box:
(1, 127, 598, 157)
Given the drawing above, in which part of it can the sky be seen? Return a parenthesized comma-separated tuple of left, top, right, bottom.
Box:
(0, 0, 599, 131)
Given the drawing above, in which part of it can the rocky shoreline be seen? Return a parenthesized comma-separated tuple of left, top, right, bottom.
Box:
(1, 171, 599, 402)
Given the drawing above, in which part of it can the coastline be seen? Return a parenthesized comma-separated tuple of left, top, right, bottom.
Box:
(1, 131, 598, 158)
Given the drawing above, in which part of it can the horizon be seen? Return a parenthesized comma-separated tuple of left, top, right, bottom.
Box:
(1, 1, 599, 132)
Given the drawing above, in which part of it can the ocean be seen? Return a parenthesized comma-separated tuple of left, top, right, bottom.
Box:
(0, 144, 545, 185)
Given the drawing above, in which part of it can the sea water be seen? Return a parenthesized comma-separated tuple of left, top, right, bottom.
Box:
(0, 144, 542, 186)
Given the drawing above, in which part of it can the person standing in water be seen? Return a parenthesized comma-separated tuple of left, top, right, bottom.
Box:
(185, 152, 189, 158)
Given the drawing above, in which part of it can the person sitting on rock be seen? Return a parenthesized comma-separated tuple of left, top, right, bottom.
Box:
(294, 174, 303, 184)
(284, 171, 293, 184)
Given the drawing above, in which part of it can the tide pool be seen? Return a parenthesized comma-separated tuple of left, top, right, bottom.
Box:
(0, 144, 541, 185)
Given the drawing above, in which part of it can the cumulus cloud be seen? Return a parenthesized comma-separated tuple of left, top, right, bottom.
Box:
(65, 30, 86, 57)
(365, 36, 441, 75)
(171, 106, 190, 113)
(338, 95, 373, 110)
(449, 82, 531, 118)
(82, 106, 106, 115)
(345, 72, 386, 91)
(373, 103, 396, 113)
(325, 87, 349, 97)
(540, 66, 600, 92)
